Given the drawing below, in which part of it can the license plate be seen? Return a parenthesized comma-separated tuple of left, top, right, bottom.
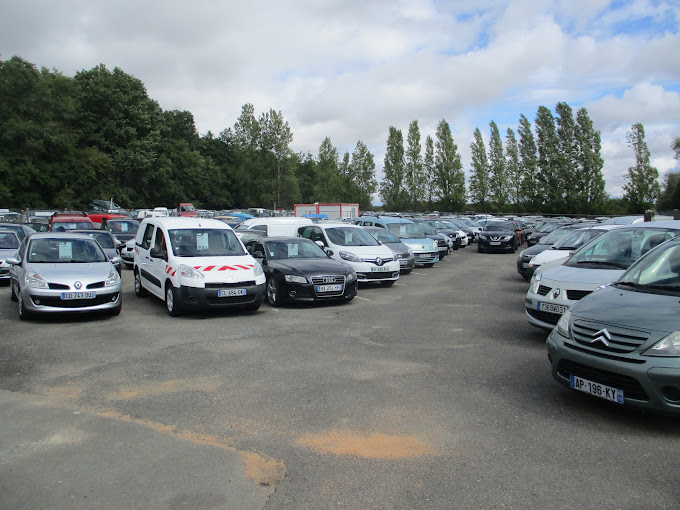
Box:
(570, 375, 624, 404)
(538, 302, 567, 314)
(490, 241, 501, 246)
(218, 288, 246, 297)
(317, 284, 342, 292)
(371, 267, 390, 272)
(62, 292, 95, 300)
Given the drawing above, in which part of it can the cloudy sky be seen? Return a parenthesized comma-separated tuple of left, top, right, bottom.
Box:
(2, 0, 679, 200)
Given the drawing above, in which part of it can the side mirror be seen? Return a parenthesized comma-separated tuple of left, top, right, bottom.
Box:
(149, 247, 166, 260)
(252, 251, 264, 259)
(314, 240, 325, 249)
(6, 256, 20, 265)
(325, 249, 334, 257)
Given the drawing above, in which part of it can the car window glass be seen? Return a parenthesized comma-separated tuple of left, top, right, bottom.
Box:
(28, 238, 106, 263)
(0, 232, 19, 249)
(154, 228, 167, 255)
(142, 224, 155, 249)
(621, 241, 680, 287)
(168, 229, 245, 257)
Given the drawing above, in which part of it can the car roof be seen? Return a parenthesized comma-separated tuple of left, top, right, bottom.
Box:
(27, 232, 97, 240)
(140, 217, 235, 230)
(358, 216, 414, 224)
(317, 222, 361, 229)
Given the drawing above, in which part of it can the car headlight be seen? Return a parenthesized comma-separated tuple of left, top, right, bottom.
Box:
(179, 264, 204, 279)
(529, 272, 542, 294)
(528, 256, 538, 268)
(252, 261, 264, 277)
(407, 248, 414, 257)
(340, 251, 362, 263)
(26, 271, 48, 289)
(502, 235, 513, 241)
(479, 235, 487, 240)
(284, 274, 307, 284)
(396, 253, 403, 260)
(643, 331, 680, 357)
(347, 272, 357, 282)
(105, 269, 120, 287)
(555, 310, 572, 338)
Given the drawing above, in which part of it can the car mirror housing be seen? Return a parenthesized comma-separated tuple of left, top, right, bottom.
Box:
(325, 249, 334, 257)
(149, 247, 166, 261)
(6, 256, 20, 265)
(252, 251, 264, 259)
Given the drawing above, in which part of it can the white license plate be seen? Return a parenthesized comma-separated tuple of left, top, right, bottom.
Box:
(371, 267, 390, 272)
(317, 284, 342, 292)
(490, 241, 501, 246)
(62, 292, 95, 300)
(218, 288, 246, 297)
(570, 375, 624, 404)
(538, 302, 567, 314)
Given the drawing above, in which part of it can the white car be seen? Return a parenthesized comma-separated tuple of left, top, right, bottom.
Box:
(297, 222, 400, 285)
(526, 222, 680, 330)
(133, 217, 266, 316)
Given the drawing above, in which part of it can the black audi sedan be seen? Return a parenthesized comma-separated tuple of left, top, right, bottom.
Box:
(477, 220, 518, 253)
(245, 237, 358, 306)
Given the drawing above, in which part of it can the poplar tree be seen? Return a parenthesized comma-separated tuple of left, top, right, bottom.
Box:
(535, 106, 561, 213)
(556, 102, 579, 212)
(380, 127, 406, 210)
(424, 135, 436, 209)
(505, 128, 521, 210)
(488, 121, 509, 211)
(434, 119, 466, 212)
(405, 120, 425, 210)
(518, 114, 540, 211)
(575, 108, 606, 214)
(316, 137, 342, 202)
(623, 123, 660, 212)
(468, 127, 489, 210)
(349, 141, 377, 211)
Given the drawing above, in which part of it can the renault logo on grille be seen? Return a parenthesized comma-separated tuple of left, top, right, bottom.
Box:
(591, 328, 612, 347)
(375, 258, 383, 266)
(74, 281, 82, 289)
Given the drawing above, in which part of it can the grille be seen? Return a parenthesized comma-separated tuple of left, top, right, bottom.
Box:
(361, 258, 394, 265)
(537, 285, 551, 296)
(205, 281, 256, 288)
(572, 320, 650, 354)
(47, 282, 69, 290)
(556, 359, 648, 400)
(205, 294, 253, 305)
(87, 281, 105, 289)
(566, 289, 592, 300)
(526, 308, 560, 325)
(310, 275, 345, 285)
(33, 293, 120, 308)
(358, 272, 398, 280)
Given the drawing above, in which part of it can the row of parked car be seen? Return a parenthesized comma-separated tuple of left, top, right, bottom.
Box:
(514, 218, 680, 415)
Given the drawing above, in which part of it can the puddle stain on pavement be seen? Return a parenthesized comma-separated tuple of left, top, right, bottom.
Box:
(297, 429, 435, 459)
(98, 411, 286, 491)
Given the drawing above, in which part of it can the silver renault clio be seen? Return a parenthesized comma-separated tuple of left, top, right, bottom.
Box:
(8, 232, 122, 320)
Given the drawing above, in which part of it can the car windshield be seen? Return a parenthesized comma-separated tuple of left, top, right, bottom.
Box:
(168, 229, 245, 257)
(552, 229, 604, 250)
(86, 232, 116, 249)
(369, 228, 401, 244)
(443, 220, 462, 230)
(484, 222, 510, 232)
(567, 228, 679, 270)
(617, 239, 680, 292)
(538, 227, 571, 245)
(53, 222, 93, 231)
(27, 238, 107, 263)
(326, 227, 379, 246)
(0, 231, 20, 249)
(386, 223, 426, 239)
(538, 222, 561, 233)
(180, 204, 196, 212)
(265, 239, 328, 259)
(108, 220, 139, 234)
(414, 222, 437, 235)
(427, 220, 448, 229)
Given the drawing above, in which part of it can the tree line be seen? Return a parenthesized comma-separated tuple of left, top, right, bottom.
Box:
(1, 56, 676, 215)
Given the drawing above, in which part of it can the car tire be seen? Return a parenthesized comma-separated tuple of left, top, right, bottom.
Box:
(381, 280, 396, 286)
(344, 295, 355, 303)
(18, 292, 33, 321)
(10, 283, 18, 302)
(511, 241, 517, 253)
(266, 277, 282, 306)
(478, 246, 484, 253)
(165, 282, 183, 317)
(244, 301, 262, 312)
(423, 263, 435, 268)
(134, 269, 148, 297)
(401, 268, 413, 275)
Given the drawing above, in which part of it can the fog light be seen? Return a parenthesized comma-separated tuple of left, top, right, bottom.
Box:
(289, 291, 296, 297)
(661, 386, 680, 403)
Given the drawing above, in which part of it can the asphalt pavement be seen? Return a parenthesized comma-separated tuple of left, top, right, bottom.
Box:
(1, 246, 680, 509)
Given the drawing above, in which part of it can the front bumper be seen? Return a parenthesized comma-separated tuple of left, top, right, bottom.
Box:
(281, 278, 358, 302)
(24, 287, 122, 314)
(547, 329, 680, 414)
(478, 238, 514, 251)
(526, 284, 594, 330)
(413, 251, 439, 265)
(177, 282, 265, 310)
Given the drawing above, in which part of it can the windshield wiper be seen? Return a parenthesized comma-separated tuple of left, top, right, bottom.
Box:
(616, 281, 644, 289)
(576, 260, 627, 269)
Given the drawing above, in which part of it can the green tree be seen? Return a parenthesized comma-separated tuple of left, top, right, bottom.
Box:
(258, 108, 293, 209)
(315, 137, 342, 202)
(673, 137, 680, 160)
(424, 135, 435, 209)
(575, 108, 606, 214)
(555, 102, 579, 212)
(434, 119, 465, 212)
(380, 127, 406, 210)
(657, 171, 680, 211)
(488, 121, 509, 211)
(468, 128, 489, 210)
(505, 128, 521, 209)
(348, 141, 377, 211)
(405, 120, 424, 210)
(535, 106, 561, 213)
(518, 114, 540, 211)
(623, 123, 660, 212)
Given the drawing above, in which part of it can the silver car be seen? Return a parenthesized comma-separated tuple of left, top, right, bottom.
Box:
(8, 233, 122, 320)
(0, 230, 21, 281)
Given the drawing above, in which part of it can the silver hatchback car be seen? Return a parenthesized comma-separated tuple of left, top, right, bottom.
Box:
(8, 233, 122, 320)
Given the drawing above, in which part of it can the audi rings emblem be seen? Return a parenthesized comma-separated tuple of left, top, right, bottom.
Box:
(322, 277, 335, 284)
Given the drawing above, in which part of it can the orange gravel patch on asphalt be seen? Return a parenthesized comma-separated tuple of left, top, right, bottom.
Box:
(297, 429, 434, 459)
(106, 377, 222, 400)
(97, 410, 286, 491)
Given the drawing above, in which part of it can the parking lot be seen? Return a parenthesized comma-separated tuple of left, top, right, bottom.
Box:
(2, 246, 680, 509)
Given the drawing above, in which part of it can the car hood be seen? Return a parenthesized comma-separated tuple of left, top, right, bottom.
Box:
(540, 264, 625, 286)
(531, 248, 571, 265)
(268, 258, 352, 275)
(0, 248, 19, 259)
(520, 245, 551, 258)
(113, 233, 136, 242)
(29, 262, 114, 280)
(332, 245, 393, 258)
(571, 285, 679, 334)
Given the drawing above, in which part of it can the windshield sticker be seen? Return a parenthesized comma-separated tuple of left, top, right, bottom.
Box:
(197, 232, 209, 251)
(58, 242, 72, 259)
(288, 243, 299, 257)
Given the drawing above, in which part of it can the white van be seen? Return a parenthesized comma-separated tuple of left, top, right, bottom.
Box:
(133, 217, 266, 316)
(236, 217, 313, 237)
(297, 223, 400, 285)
